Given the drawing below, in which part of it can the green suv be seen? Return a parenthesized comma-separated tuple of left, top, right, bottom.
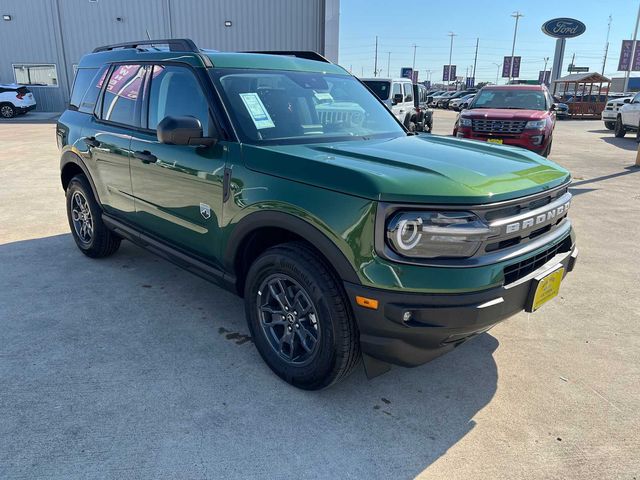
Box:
(57, 39, 578, 389)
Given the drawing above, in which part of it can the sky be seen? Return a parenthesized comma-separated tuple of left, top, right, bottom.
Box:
(337, 0, 639, 84)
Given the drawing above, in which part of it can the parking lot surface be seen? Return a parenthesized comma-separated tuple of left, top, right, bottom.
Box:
(1, 112, 639, 479)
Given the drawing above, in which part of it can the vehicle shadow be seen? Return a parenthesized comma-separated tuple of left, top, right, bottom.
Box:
(0, 234, 499, 479)
(600, 135, 638, 152)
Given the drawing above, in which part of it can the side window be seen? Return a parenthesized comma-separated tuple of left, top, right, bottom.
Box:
(403, 83, 413, 102)
(70, 65, 108, 113)
(633, 93, 640, 104)
(101, 64, 145, 126)
(147, 65, 210, 132)
(392, 82, 402, 100)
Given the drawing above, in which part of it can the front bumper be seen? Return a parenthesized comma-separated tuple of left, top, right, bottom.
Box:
(456, 128, 550, 153)
(345, 243, 578, 370)
(601, 111, 617, 121)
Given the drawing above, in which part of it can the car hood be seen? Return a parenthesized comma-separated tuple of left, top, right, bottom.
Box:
(461, 108, 549, 120)
(242, 135, 570, 204)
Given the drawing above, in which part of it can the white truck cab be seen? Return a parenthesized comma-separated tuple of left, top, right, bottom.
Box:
(360, 77, 418, 130)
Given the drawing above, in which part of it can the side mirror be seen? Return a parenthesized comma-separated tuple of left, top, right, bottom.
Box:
(624, 98, 631, 104)
(157, 115, 217, 146)
(550, 103, 558, 111)
(392, 93, 404, 105)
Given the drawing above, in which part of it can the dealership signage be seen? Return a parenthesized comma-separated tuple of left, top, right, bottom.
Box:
(541, 18, 586, 38)
(502, 56, 521, 78)
(538, 70, 551, 85)
(442, 65, 456, 81)
(465, 77, 475, 88)
(618, 40, 640, 71)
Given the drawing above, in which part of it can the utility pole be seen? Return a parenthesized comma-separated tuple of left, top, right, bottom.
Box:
(472, 37, 479, 86)
(493, 62, 502, 85)
(374, 36, 378, 77)
(447, 32, 456, 88)
(386, 51, 391, 77)
(542, 57, 549, 84)
(508, 11, 523, 83)
(624, 4, 640, 92)
(411, 44, 418, 73)
(569, 52, 576, 72)
(602, 15, 612, 75)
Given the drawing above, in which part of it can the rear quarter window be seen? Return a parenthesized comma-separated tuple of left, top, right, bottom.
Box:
(70, 66, 108, 114)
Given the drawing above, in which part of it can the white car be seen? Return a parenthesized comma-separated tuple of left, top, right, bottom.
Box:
(614, 92, 640, 138)
(449, 94, 475, 111)
(0, 83, 37, 118)
(602, 96, 632, 130)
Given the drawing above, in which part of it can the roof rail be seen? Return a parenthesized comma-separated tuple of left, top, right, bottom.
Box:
(243, 51, 331, 63)
(93, 38, 199, 53)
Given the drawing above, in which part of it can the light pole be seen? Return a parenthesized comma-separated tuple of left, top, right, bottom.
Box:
(411, 44, 418, 81)
(493, 62, 502, 85)
(624, 4, 640, 92)
(386, 52, 391, 77)
(374, 36, 378, 77)
(508, 11, 523, 83)
(542, 56, 549, 84)
(447, 32, 456, 88)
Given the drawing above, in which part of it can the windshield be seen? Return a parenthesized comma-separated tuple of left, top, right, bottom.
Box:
(471, 89, 548, 110)
(213, 69, 405, 144)
(362, 80, 391, 100)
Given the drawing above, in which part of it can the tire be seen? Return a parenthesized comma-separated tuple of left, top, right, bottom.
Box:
(0, 103, 16, 119)
(542, 140, 552, 158)
(403, 114, 416, 132)
(244, 242, 360, 390)
(65, 174, 121, 258)
(604, 121, 615, 130)
(614, 116, 627, 138)
(637, 121, 640, 142)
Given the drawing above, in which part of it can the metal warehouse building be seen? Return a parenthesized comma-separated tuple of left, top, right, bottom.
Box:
(0, 0, 340, 112)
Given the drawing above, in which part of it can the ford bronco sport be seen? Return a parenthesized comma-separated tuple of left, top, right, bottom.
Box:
(58, 39, 578, 390)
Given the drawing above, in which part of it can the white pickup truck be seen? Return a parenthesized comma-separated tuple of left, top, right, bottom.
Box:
(614, 92, 640, 138)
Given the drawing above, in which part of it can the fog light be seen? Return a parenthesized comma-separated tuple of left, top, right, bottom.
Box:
(531, 135, 544, 146)
(403, 311, 412, 323)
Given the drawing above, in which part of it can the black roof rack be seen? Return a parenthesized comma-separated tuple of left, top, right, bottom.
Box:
(93, 38, 199, 53)
(243, 51, 330, 63)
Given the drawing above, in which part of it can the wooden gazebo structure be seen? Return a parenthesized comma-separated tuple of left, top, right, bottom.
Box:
(553, 72, 611, 119)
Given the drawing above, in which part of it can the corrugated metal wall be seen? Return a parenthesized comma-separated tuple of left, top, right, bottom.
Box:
(0, 0, 338, 112)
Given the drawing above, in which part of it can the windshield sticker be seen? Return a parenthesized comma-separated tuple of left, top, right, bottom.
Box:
(314, 91, 333, 101)
(239, 93, 275, 129)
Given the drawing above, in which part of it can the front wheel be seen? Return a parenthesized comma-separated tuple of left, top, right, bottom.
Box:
(614, 116, 627, 138)
(244, 242, 360, 390)
(604, 121, 616, 131)
(66, 175, 121, 258)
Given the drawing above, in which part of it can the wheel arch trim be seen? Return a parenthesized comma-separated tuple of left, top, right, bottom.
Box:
(224, 210, 361, 285)
(60, 151, 101, 203)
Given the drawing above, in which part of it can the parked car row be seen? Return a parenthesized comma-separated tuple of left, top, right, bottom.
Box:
(429, 89, 477, 109)
(0, 83, 36, 118)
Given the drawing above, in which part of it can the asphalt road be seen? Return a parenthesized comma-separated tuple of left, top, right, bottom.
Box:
(1, 111, 639, 479)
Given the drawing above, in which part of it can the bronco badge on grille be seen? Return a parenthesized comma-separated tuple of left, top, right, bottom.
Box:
(500, 196, 571, 234)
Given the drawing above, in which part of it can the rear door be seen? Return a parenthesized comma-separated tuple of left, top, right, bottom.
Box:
(84, 64, 145, 222)
(128, 64, 226, 263)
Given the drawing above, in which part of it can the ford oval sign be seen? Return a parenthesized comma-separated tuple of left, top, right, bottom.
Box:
(542, 18, 586, 38)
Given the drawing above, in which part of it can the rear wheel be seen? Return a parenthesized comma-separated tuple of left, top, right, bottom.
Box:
(244, 242, 360, 390)
(604, 121, 616, 130)
(614, 116, 627, 138)
(66, 175, 121, 258)
(0, 103, 16, 119)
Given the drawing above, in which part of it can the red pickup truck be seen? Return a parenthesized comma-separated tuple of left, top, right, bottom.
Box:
(454, 85, 556, 157)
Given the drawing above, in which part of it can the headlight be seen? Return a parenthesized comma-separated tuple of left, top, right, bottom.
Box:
(525, 120, 546, 130)
(386, 211, 494, 258)
(459, 117, 472, 127)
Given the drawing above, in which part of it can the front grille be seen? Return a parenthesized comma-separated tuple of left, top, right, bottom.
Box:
(472, 119, 527, 134)
(605, 106, 613, 110)
(503, 236, 572, 284)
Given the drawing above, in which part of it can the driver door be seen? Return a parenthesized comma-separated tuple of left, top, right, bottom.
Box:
(129, 64, 227, 264)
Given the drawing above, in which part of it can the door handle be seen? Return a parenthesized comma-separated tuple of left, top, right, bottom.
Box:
(134, 150, 157, 164)
(86, 136, 100, 148)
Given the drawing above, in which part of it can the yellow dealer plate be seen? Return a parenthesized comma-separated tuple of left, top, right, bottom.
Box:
(487, 138, 503, 144)
(528, 266, 564, 312)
